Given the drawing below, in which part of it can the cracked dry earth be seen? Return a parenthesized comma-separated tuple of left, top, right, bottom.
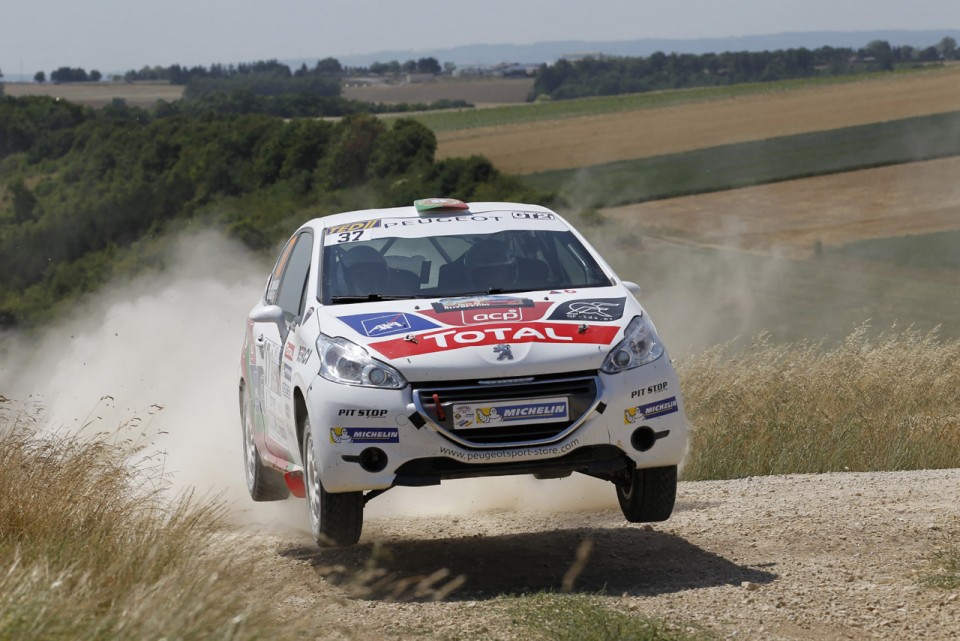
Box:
(241, 469, 960, 640)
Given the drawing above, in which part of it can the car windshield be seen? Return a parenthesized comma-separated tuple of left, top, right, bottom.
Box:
(321, 229, 612, 303)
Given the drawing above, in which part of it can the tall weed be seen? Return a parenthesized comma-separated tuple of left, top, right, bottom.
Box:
(679, 325, 960, 480)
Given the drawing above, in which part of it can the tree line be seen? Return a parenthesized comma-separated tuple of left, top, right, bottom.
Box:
(0, 95, 543, 327)
(530, 37, 960, 100)
(122, 56, 446, 84)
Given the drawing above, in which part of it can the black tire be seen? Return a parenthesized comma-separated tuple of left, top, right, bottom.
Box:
(616, 464, 677, 523)
(302, 420, 363, 547)
(240, 384, 289, 501)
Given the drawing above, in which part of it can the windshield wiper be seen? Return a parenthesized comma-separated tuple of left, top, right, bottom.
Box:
(330, 294, 417, 304)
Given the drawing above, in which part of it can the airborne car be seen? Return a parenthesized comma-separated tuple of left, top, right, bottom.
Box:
(239, 199, 688, 546)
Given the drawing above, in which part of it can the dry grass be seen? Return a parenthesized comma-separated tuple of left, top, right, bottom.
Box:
(0, 400, 306, 640)
(677, 324, 960, 481)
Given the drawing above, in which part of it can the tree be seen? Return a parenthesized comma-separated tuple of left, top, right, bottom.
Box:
(90, 69, 102, 82)
(313, 57, 342, 75)
(9, 181, 41, 224)
(937, 36, 958, 60)
(416, 57, 441, 74)
(864, 40, 894, 70)
(34, 71, 46, 83)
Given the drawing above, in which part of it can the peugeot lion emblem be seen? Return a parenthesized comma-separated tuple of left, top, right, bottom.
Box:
(493, 344, 514, 361)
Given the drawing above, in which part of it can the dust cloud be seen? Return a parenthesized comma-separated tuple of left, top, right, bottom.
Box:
(0, 230, 618, 542)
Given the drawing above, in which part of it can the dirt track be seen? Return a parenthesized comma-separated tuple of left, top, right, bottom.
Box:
(242, 469, 960, 640)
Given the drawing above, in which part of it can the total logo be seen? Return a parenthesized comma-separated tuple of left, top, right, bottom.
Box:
(369, 322, 621, 359)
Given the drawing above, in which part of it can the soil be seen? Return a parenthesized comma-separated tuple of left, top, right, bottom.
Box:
(239, 469, 960, 640)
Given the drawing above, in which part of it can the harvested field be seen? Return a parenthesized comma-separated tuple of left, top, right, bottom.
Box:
(3, 81, 184, 107)
(343, 77, 534, 106)
(435, 66, 960, 174)
(600, 156, 960, 259)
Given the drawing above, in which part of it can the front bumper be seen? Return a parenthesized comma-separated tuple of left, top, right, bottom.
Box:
(306, 357, 688, 493)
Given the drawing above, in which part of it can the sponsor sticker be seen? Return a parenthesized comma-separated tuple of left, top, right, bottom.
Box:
(337, 409, 389, 418)
(624, 396, 679, 424)
(548, 298, 626, 322)
(511, 211, 555, 220)
(631, 381, 668, 398)
(330, 427, 399, 444)
(369, 322, 620, 359)
(284, 342, 295, 361)
(283, 363, 293, 381)
(420, 301, 551, 326)
(296, 346, 313, 364)
(431, 295, 534, 313)
(453, 397, 569, 429)
(337, 312, 440, 338)
(325, 219, 382, 235)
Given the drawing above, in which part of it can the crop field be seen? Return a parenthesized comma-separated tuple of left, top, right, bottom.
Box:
(598, 156, 960, 259)
(433, 65, 960, 174)
(343, 77, 534, 106)
(3, 81, 184, 107)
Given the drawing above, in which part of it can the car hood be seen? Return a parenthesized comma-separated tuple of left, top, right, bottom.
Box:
(318, 289, 639, 381)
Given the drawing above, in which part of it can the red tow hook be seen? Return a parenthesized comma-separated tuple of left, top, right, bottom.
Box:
(432, 393, 446, 421)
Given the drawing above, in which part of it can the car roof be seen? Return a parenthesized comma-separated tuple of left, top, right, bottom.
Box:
(303, 201, 561, 233)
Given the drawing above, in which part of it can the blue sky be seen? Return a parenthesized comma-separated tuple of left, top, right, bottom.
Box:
(2, 0, 958, 77)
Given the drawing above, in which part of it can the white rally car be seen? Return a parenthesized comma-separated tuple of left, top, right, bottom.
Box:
(239, 199, 688, 546)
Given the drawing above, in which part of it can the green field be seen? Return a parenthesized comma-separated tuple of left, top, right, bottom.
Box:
(829, 230, 960, 270)
(522, 110, 960, 208)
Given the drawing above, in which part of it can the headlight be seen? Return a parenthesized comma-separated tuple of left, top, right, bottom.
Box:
(600, 315, 664, 374)
(316, 334, 407, 389)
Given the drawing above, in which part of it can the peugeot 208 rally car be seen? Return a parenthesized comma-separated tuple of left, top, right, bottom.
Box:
(239, 199, 688, 546)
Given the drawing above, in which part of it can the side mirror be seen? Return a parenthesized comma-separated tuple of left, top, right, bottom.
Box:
(623, 281, 642, 297)
(250, 304, 288, 342)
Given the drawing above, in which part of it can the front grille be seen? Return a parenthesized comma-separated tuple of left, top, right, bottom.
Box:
(412, 372, 601, 448)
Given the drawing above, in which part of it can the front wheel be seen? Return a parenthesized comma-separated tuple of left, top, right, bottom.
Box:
(616, 465, 677, 523)
(302, 420, 363, 547)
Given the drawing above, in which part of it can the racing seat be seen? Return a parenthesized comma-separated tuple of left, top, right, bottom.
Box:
(388, 268, 421, 296)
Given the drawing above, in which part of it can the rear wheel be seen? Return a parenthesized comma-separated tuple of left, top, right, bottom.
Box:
(616, 465, 677, 522)
(240, 385, 289, 501)
(302, 419, 363, 547)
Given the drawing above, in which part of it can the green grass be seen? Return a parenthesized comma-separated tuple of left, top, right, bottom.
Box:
(503, 592, 712, 641)
(524, 110, 960, 208)
(829, 230, 960, 271)
(924, 547, 960, 589)
(398, 66, 954, 133)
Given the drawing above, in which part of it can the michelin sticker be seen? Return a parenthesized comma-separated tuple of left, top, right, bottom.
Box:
(453, 397, 569, 429)
(624, 396, 679, 424)
(330, 427, 400, 444)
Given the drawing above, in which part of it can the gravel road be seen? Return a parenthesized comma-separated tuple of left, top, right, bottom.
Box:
(243, 469, 960, 640)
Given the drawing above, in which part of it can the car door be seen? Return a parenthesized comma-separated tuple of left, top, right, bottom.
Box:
(264, 229, 316, 456)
